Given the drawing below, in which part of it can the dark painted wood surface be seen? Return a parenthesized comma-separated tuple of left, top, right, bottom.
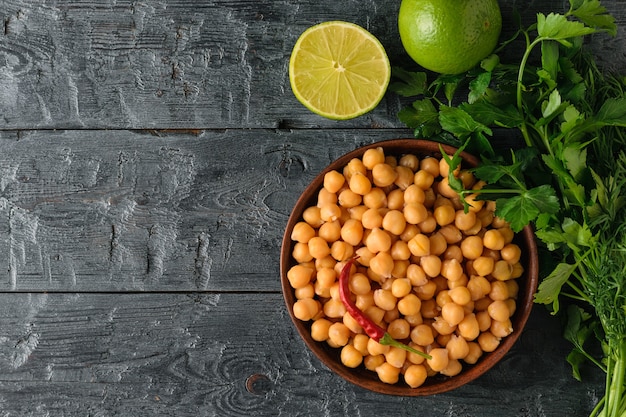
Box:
(0, 0, 624, 415)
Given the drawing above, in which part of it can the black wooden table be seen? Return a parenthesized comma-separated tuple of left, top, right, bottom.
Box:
(0, 1, 624, 416)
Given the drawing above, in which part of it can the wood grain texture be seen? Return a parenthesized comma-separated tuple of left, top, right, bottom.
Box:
(0, 0, 624, 130)
(0, 292, 606, 416)
(0, 128, 420, 291)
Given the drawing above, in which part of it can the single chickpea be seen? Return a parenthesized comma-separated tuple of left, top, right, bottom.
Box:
(418, 214, 438, 234)
(420, 298, 440, 319)
(390, 240, 411, 261)
(363, 187, 387, 209)
(384, 346, 407, 368)
(501, 243, 522, 264)
(373, 288, 397, 311)
(426, 348, 449, 372)
(491, 318, 514, 338)
(316, 267, 336, 289)
(372, 163, 398, 188)
(492, 260, 513, 281)
(472, 256, 495, 276)
(328, 322, 351, 347)
(287, 264, 314, 289)
(362, 147, 385, 169)
(437, 177, 458, 199)
(447, 286, 471, 306)
(441, 302, 465, 326)
(352, 334, 370, 356)
(387, 318, 411, 340)
(317, 187, 338, 207)
(349, 172, 372, 195)
(476, 310, 492, 332)
(399, 154, 419, 170)
(323, 170, 346, 193)
(410, 323, 435, 346)
(432, 317, 456, 335)
(404, 203, 429, 224)
(407, 264, 428, 286)
(355, 292, 375, 311)
(499, 227, 515, 244)
(343, 312, 363, 334)
(338, 188, 362, 208)
(302, 206, 323, 228)
(441, 359, 463, 377)
(308, 236, 331, 259)
(398, 294, 422, 316)
(483, 229, 505, 250)
(420, 157, 440, 178)
(460, 235, 484, 260)
(443, 244, 463, 263)
(382, 209, 407, 236)
(323, 298, 346, 318)
(415, 281, 438, 301)
(408, 233, 430, 257)
(457, 313, 480, 341)
(292, 242, 313, 263)
(340, 218, 364, 247)
(367, 337, 390, 356)
(441, 258, 464, 281)
(294, 283, 315, 300)
(434, 204, 456, 226)
(489, 280, 510, 301)
(341, 344, 364, 368)
(477, 331, 501, 352)
(364, 354, 385, 371)
(387, 188, 405, 210)
(455, 209, 477, 231)
(349, 272, 371, 295)
(405, 184, 426, 204)
(404, 364, 428, 388)
(447, 334, 470, 360)
(393, 165, 414, 190)
(319, 203, 342, 222)
(311, 318, 333, 342)
(293, 298, 320, 321)
(391, 259, 410, 278)
(376, 362, 401, 384)
(463, 341, 483, 364)
(383, 307, 400, 324)
(467, 275, 491, 300)
(361, 207, 384, 229)
(429, 232, 448, 256)
(291, 221, 316, 243)
(420, 255, 442, 278)
(318, 220, 341, 242)
(391, 278, 412, 298)
(345, 157, 367, 179)
(365, 227, 392, 253)
(348, 205, 368, 221)
(414, 169, 435, 190)
(487, 300, 511, 322)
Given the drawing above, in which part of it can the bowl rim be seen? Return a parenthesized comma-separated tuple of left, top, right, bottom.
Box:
(280, 138, 539, 396)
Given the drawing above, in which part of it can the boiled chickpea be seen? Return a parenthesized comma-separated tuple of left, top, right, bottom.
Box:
(328, 322, 351, 347)
(432, 317, 456, 335)
(365, 227, 392, 253)
(316, 267, 336, 289)
(501, 243, 522, 264)
(457, 313, 480, 340)
(398, 294, 422, 316)
(293, 298, 320, 321)
(387, 318, 411, 340)
(373, 288, 397, 311)
(390, 240, 411, 261)
(364, 354, 385, 372)
(441, 302, 465, 326)
(308, 236, 331, 259)
(420, 255, 442, 278)
(311, 318, 333, 342)
(418, 213, 438, 233)
(404, 364, 428, 388)
(352, 334, 370, 356)
(318, 219, 341, 242)
(338, 188, 362, 208)
(483, 229, 505, 250)
(387, 188, 405, 210)
(476, 310, 492, 332)
(489, 280, 510, 301)
(367, 338, 390, 356)
(404, 203, 429, 225)
(294, 283, 315, 300)
(491, 318, 513, 338)
(448, 286, 472, 305)
(292, 242, 313, 263)
(410, 323, 435, 346)
(362, 208, 384, 229)
(323, 298, 346, 318)
(317, 188, 338, 207)
(415, 280, 437, 300)
(405, 184, 426, 204)
(349, 272, 371, 295)
(434, 204, 456, 226)
(437, 177, 458, 199)
(391, 278, 412, 298)
(455, 209, 477, 231)
(429, 232, 448, 256)
(291, 221, 316, 243)
(376, 362, 401, 384)
(287, 264, 314, 289)
(319, 203, 341, 222)
(323, 170, 345, 193)
(385, 346, 407, 368)
(391, 259, 410, 278)
(394, 165, 414, 190)
(343, 312, 363, 334)
(420, 298, 439, 319)
(441, 258, 463, 281)
(492, 260, 513, 281)
(340, 218, 364, 247)
(426, 348, 449, 372)
(488, 300, 511, 322)
(362, 147, 385, 169)
(463, 341, 483, 364)
(408, 233, 430, 257)
(447, 335, 470, 360)
(420, 157, 440, 178)
(440, 359, 463, 377)
(349, 172, 372, 195)
(341, 344, 363, 368)
(467, 275, 491, 300)
(345, 157, 367, 179)
(460, 235, 484, 260)
(472, 256, 495, 276)
(399, 154, 419, 170)
(373, 163, 398, 187)
(477, 331, 501, 352)
(382, 209, 407, 236)
(407, 264, 428, 287)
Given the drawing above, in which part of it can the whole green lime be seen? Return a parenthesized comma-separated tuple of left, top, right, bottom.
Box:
(398, 0, 502, 74)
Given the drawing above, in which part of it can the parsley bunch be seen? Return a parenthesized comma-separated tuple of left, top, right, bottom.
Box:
(392, 1, 626, 415)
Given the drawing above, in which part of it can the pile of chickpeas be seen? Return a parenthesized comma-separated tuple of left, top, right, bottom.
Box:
(286, 146, 523, 388)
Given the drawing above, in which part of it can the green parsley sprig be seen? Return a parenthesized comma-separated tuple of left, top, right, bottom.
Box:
(392, 1, 626, 416)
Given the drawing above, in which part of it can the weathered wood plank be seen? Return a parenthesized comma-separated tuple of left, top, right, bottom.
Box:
(0, 0, 624, 130)
(0, 128, 420, 291)
(0, 292, 605, 416)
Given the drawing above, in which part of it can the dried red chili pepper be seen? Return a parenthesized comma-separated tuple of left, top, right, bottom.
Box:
(339, 257, 431, 359)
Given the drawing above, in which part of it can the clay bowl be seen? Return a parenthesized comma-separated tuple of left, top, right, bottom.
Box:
(280, 138, 539, 395)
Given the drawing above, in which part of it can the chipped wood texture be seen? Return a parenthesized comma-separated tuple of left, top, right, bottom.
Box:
(0, 0, 624, 415)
